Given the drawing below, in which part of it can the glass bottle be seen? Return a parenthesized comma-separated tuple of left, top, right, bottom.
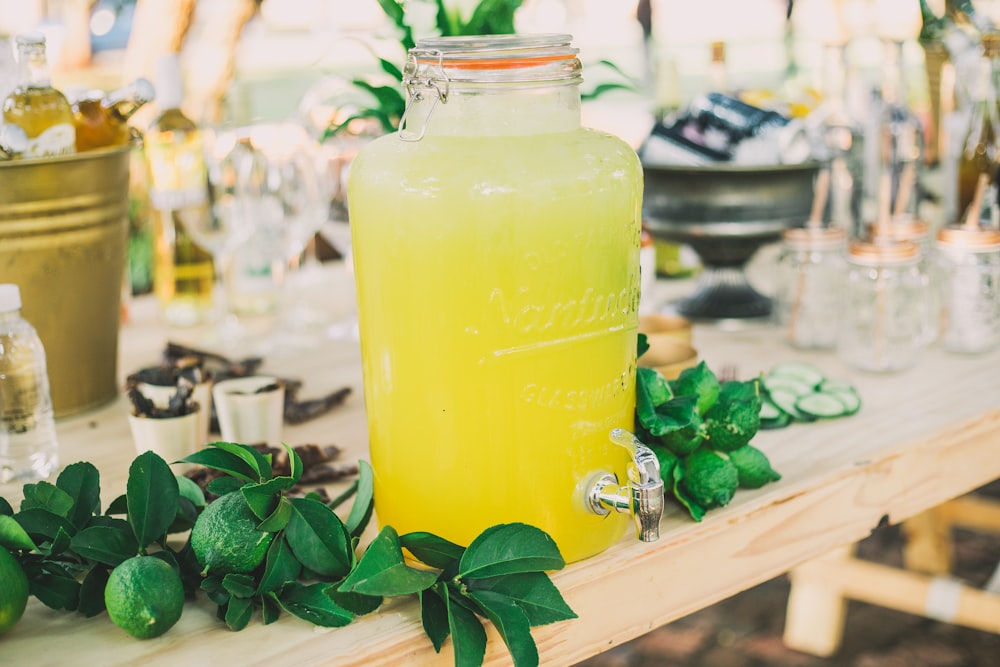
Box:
(708, 40, 729, 92)
(838, 239, 929, 372)
(0, 284, 59, 482)
(73, 77, 155, 152)
(348, 35, 643, 563)
(956, 32, 1000, 226)
(933, 225, 1000, 354)
(0, 122, 27, 160)
(773, 226, 848, 349)
(145, 54, 214, 327)
(2, 33, 75, 158)
(862, 40, 925, 227)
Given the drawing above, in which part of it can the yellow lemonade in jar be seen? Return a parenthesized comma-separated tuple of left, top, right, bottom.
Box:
(348, 40, 643, 563)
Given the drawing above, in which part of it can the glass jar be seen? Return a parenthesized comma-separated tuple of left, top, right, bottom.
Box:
(772, 227, 848, 349)
(934, 226, 1000, 353)
(869, 217, 937, 344)
(839, 240, 929, 372)
(347, 35, 643, 562)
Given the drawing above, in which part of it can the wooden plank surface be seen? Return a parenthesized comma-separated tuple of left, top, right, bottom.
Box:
(4, 266, 1000, 666)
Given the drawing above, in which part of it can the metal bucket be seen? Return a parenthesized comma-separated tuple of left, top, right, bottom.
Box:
(0, 146, 129, 417)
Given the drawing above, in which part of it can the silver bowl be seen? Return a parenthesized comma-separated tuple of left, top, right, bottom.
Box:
(642, 161, 823, 319)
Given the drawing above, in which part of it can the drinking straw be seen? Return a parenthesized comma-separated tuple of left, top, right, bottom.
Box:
(964, 172, 989, 229)
(786, 168, 832, 343)
(874, 172, 893, 369)
(892, 160, 917, 219)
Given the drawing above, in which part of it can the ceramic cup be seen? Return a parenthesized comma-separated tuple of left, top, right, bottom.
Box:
(212, 375, 285, 447)
(136, 379, 213, 447)
(127, 407, 200, 471)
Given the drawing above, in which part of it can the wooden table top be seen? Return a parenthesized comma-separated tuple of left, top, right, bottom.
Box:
(4, 267, 999, 666)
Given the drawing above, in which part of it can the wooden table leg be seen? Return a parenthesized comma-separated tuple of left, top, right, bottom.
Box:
(783, 544, 854, 657)
(902, 505, 953, 575)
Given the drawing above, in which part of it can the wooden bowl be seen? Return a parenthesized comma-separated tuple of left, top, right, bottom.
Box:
(638, 336, 698, 380)
(638, 314, 693, 344)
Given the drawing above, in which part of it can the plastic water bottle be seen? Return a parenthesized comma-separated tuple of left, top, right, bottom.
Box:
(0, 284, 59, 482)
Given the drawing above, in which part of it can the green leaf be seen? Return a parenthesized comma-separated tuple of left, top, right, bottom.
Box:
(28, 567, 80, 610)
(127, 450, 180, 549)
(467, 572, 576, 626)
(69, 524, 140, 566)
(0, 496, 12, 515)
(14, 507, 75, 542)
(378, 57, 403, 81)
(462, 0, 522, 35)
(225, 595, 254, 631)
(222, 573, 257, 599)
(256, 496, 293, 533)
(202, 576, 231, 606)
(326, 479, 358, 511)
(176, 475, 207, 508)
(458, 523, 565, 580)
(344, 460, 374, 538)
(261, 593, 282, 625)
(78, 566, 110, 617)
(420, 586, 450, 652)
(277, 582, 354, 628)
(285, 498, 353, 579)
(104, 493, 127, 515)
(206, 476, 246, 497)
(400, 531, 466, 569)
(167, 496, 201, 534)
(328, 589, 383, 616)
(672, 361, 721, 415)
(241, 480, 284, 521)
(21, 481, 74, 518)
(441, 582, 487, 667)
(208, 442, 273, 481)
(56, 462, 102, 529)
(258, 535, 301, 595)
(179, 448, 259, 482)
(636, 368, 672, 432)
(338, 526, 438, 596)
(637, 332, 649, 359)
(0, 514, 37, 551)
(284, 441, 304, 486)
(48, 526, 73, 556)
(350, 80, 406, 118)
(671, 463, 706, 522)
(466, 589, 538, 667)
(581, 82, 636, 102)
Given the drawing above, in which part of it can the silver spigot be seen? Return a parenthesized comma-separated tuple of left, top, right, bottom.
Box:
(586, 428, 664, 542)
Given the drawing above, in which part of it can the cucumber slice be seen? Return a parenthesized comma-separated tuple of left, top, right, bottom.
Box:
(825, 389, 861, 415)
(767, 388, 816, 422)
(795, 392, 849, 419)
(759, 397, 783, 420)
(760, 412, 791, 429)
(768, 361, 825, 389)
(818, 379, 857, 394)
(763, 375, 814, 397)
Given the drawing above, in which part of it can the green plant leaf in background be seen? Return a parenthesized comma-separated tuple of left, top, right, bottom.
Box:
(20, 481, 74, 519)
(77, 566, 110, 618)
(126, 451, 179, 549)
(458, 523, 565, 580)
(344, 460, 374, 538)
(208, 441, 273, 482)
(180, 448, 259, 483)
(441, 582, 487, 667)
(69, 524, 139, 567)
(258, 534, 301, 595)
(420, 586, 450, 652)
(277, 582, 355, 628)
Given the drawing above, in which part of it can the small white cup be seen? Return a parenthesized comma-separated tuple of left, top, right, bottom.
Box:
(136, 380, 213, 447)
(127, 408, 200, 471)
(211, 376, 285, 447)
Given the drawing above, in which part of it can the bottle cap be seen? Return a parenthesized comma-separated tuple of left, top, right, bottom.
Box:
(0, 284, 22, 312)
(154, 53, 184, 110)
(848, 239, 919, 265)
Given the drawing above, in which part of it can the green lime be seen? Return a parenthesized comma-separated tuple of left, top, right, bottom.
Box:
(104, 555, 184, 639)
(728, 445, 782, 489)
(682, 449, 739, 509)
(190, 490, 274, 576)
(0, 546, 29, 635)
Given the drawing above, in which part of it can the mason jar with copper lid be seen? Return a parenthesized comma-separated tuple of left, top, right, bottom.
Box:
(838, 239, 929, 372)
(934, 226, 1000, 353)
(347, 35, 656, 563)
(773, 226, 848, 349)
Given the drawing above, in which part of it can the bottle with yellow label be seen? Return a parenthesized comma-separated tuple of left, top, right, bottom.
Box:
(2, 33, 75, 158)
(145, 54, 214, 326)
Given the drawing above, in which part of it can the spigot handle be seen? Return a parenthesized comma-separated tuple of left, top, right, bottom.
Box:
(588, 429, 665, 542)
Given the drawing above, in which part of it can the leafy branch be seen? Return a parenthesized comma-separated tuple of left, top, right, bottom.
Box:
(0, 442, 575, 667)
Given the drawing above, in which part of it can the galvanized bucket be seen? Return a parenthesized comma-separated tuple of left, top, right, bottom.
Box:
(0, 146, 129, 417)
